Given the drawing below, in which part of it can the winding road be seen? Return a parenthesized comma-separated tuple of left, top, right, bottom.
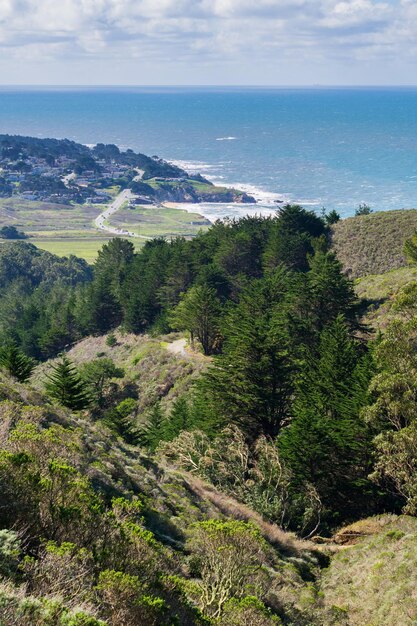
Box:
(94, 189, 150, 238)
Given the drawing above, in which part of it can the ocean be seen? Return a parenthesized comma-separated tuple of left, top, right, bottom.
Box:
(1, 86, 417, 219)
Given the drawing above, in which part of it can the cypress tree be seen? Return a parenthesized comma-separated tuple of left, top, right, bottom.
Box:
(307, 249, 357, 333)
(163, 397, 192, 441)
(279, 315, 374, 524)
(195, 268, 296, 439)
(0, 342, 36, 382)
(170, 285, 222, 355)
(45, 356, 91, 410)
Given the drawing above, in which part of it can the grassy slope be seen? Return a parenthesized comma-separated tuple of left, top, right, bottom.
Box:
(329, 210, 417, 328)
(321, 515, 417, 625)
(3, 364, 417, 625)
(0, 371, 323, 625)
(33, 331, 209, 415)
(330, 209, 417, 279)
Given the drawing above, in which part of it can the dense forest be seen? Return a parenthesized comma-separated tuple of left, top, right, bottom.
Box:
(1, 204, 417, 624)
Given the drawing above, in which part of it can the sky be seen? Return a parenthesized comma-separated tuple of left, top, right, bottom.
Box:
(0, 0, 416, 85)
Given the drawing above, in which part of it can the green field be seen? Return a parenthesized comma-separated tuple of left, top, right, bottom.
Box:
(110, 204, 210, 238)
(34, 238, 143, 263)
(0, 197, 210, 262)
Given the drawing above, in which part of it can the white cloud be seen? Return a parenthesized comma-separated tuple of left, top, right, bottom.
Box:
(0, 0, 415, 83)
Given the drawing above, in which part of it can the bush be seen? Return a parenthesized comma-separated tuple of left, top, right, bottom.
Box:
(97, 570, 166, 626)
(186, 520, 271, 618)
(105, 334, 117, 348)
(217, 596, 281, 625)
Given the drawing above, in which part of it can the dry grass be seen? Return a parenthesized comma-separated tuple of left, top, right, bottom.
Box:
(321, 515, 417, 625)
(330, 209, 417, 278)
(181, 472, 315, 557)
(355, 265, 417, 330)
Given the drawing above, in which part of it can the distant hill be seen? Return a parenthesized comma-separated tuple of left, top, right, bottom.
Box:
(330, 209, 417, 278)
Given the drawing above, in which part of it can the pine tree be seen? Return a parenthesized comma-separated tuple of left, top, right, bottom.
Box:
(0, 342, 36, 382)
(45, 356, 91, 410)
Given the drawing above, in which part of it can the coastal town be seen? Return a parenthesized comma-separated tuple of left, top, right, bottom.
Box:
(0, 135, 255, 208)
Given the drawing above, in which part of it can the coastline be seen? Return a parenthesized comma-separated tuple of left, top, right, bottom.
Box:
(167, 158, 287, 222)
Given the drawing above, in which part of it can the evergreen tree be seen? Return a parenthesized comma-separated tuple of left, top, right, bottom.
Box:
(307, 249, 357, 333)
(103, 398, 140, 445)
(79, 358, 124, 411)
(279, 315, 374, 525)
(263, 204, 326, 272)
(45, 356, 91, 410)
(121, 239, 171, 333)
(139, 402, 166, 451)
(195, 268, 297, 438)
(170, 285, 223, 355)
(0, 342, 36, 382)
(163, 397, 192, 441)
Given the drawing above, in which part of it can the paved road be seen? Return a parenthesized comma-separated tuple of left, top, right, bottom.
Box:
(94, 189, 150, 239)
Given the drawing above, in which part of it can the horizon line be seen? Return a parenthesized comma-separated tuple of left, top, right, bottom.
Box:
(1, 83, 417, 89)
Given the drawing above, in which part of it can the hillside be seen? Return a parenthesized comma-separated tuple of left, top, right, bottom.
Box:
(321, 515, 417, 625)
(33, 331, 208, 414)
(0, 372, 322, 626)
(330, 209, 417, 278)
(1, 370, 417, 625)
(2, 206, 417, 624)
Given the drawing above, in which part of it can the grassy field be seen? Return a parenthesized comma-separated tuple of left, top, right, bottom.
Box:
(0, 197, 209, 262)
(111, 204, 210, 238)
(34, 238, 143, 263)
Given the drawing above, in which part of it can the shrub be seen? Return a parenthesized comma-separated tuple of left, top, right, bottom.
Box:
(217, 596, 282, 625)
(105, 334, 117, 348)
(97, 570, 166, 626)
(186, 519, 271, 618)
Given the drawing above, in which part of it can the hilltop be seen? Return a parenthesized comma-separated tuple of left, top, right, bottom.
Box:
(330, 208, 417, 278)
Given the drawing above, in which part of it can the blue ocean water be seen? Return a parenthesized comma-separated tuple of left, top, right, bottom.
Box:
(1, 86, 417, 218)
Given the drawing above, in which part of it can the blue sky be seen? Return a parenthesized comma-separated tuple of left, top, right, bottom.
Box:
(0, 0, 415, 85)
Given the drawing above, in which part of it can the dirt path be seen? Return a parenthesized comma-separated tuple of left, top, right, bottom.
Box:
(166, 338, 188, 357)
